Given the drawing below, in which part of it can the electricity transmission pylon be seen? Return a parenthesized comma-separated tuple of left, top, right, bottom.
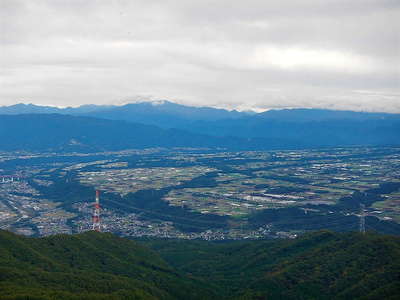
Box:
(359, 203, 365, 234)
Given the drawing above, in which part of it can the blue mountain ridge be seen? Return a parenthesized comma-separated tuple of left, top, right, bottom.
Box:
(0, 101, 399, 151)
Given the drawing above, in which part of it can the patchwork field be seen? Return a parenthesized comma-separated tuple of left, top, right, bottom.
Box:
(1, 147, 400, 238)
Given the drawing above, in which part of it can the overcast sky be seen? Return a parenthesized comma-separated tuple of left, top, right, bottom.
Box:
(1, 0, 399, 112)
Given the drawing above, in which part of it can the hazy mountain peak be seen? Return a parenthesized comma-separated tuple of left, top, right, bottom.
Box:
(125, 99, 173, 106)
(0, 103, 60, 114)
(149, 99, 168, 106)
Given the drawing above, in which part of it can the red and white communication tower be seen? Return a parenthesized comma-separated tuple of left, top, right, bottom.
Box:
(92, 190, 101, 232)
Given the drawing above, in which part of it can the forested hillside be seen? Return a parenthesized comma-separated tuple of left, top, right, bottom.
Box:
(1, 230, 399, 300)
(0, 230, 213, 300)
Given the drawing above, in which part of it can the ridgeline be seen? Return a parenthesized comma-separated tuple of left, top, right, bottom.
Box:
(0, 230, 399, 299)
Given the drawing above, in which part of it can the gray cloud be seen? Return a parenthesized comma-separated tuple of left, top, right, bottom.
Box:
(0, 0, 399, 112)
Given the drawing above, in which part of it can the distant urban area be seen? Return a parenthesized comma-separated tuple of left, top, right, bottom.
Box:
(1, 147, 399, 239)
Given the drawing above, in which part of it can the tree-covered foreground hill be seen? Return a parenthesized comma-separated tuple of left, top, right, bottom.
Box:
(1, 230, 399, 300)
(0, 230, 214, 300)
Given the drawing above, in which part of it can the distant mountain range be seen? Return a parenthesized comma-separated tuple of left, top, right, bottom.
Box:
(0, 114, 252, 152)
(0, 101, 248, 128)
(0, 101, 399, 151)
(0, 103, 114, 115)
(1, 101, 399, 125)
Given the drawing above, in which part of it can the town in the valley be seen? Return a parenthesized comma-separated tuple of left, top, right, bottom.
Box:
(1, 147, 399, 239)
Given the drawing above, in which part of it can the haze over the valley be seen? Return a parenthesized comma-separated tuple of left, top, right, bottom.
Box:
(1, 0, 399, 112)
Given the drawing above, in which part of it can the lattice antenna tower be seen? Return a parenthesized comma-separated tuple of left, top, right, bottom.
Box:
(92, 190, 101, 232)
(359, 203, 365, 234)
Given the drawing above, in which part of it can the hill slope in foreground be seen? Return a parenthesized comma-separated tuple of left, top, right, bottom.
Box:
(0, 230, 399, 300)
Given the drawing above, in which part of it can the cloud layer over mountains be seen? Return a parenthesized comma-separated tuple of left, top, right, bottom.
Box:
(1, 0, 399, 112)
